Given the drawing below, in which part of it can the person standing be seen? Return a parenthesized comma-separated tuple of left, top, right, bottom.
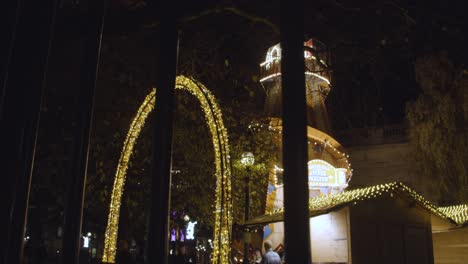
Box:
(261, 240, 281, 264)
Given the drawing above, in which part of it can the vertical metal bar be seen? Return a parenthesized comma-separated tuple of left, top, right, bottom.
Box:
(61, 1, 106, 263)
(244, 173, 250, 263)
(146, 2, 178, 264)
(0, 1, 58, 263)
(280, 0, 312, 263)
(0, 0, 22, 118)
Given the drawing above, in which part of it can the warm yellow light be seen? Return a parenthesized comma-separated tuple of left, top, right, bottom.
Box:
(266, 182, 468, 226)
(439, 204, 468, 225)
(307, 159, 348, 188)
(102, 76, 232, 264)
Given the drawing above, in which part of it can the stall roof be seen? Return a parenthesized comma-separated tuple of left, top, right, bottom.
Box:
(245, 182, 468, 227)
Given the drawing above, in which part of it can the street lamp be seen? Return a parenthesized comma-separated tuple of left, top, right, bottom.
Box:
(241, 152, 255, 167)
(241, 152, 254, 263)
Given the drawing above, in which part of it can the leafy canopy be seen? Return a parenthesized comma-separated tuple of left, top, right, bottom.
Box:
(406, 52, 468, 204)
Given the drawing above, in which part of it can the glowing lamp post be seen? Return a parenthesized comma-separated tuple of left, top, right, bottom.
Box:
(241, 152, 254, 263)
(241, 152, 255, 167)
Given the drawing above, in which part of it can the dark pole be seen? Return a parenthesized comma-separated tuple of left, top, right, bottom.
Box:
(0, 1, 58, 263)
(61, 1, 106, 263)
(0, 0, 22, 118)
(146, 1, 178, 264)
(280, 0, 312, 263)
(243, 171, 250, 264)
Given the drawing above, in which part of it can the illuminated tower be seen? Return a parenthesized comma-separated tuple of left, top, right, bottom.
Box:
(259, 39, 352, 212)
(260, 39, 332, 133)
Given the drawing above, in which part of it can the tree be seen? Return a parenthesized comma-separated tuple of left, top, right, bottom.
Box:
(406, 52, 468, 204)
(85, 0, 439, 247)
(84, 13, 279, 249)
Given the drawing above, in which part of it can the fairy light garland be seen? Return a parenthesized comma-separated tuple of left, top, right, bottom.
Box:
(438, 204, 468, 225)
(265, 182, 468, 226)
(103, 89, 155, 263)
(102, 76, 232, 264)
(258, 71, 331, 84)
(248, 122, 352, 175)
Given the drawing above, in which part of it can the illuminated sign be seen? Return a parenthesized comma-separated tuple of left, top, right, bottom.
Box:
(83, 236, 90, 248)
(308, 159, 347, 188)
(186, 221, 197, 240)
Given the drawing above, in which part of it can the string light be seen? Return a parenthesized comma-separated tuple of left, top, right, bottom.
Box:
(249, 121, 352, 174)
(258, 71, 330, 84)
(439, 204, 468, 225)
(265, 182, 468, 226)
(259, 42, 329, 70)
(259, 42, 331, 84)
(102, 76, 232, 264)
(260, 44, 281, 68)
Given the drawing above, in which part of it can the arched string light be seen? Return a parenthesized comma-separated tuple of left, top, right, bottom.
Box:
(102, 76, 232, 264)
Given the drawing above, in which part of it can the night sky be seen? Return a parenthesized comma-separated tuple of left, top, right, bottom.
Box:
(97, 0, 467, 129)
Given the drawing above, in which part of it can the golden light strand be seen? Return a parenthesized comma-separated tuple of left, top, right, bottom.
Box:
(102, 89, 156, 263)
(266, 182, 468, 226)
(439, 204, 468, 225)
(102, 76, 232, 263)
